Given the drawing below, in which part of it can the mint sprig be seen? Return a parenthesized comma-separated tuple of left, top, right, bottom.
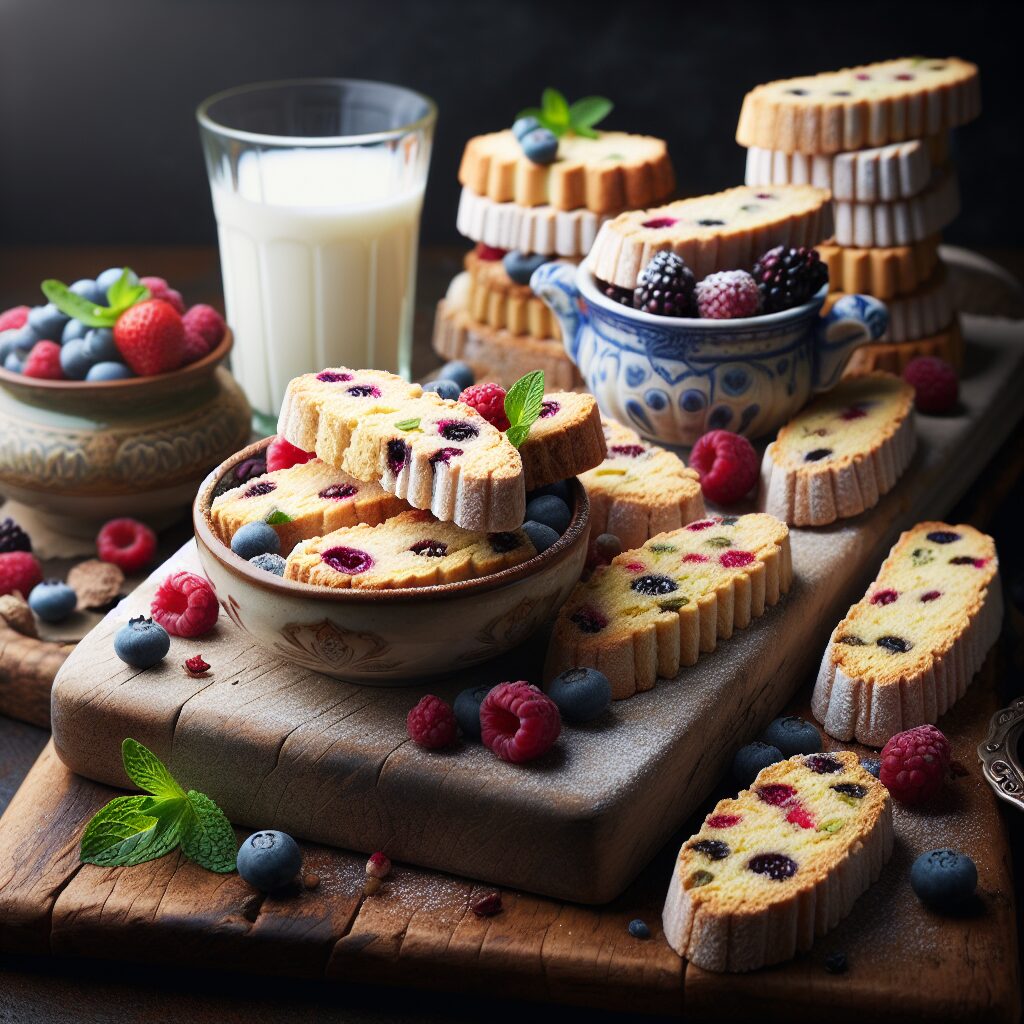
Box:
(504, 370, 545, 448)
(80, 739, 236, 873)
(42, 268, 149, 328)
(264, 509, 294, 525)
(517, 89, 613, 139)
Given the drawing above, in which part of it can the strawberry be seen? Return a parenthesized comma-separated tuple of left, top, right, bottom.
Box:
(113, 300, 185, 376)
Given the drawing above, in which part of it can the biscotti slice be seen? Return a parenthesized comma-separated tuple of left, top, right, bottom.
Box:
(662, 751, 893, 972)
(736, 57, 980, 153)
(759, 373, 915, 528)
(812, 522, 1001, 747)
(210, 459, 407, 553)
(277, 367, 526, 533)
(833, 171, 959, 247)
(456, 187, 613, 258)
(587, 185, 833, 288)
(285, 509, 536, 590)
(844, 319, 963, 376)
(827, 266, 951, 343)
(458, 130, 674, 213)
(545, 513, 792, 699)
(579, 418, 705, 549)
(518, 392, 605, 491)
(464, 248, 565, 340)
(816, 236, 940, 299)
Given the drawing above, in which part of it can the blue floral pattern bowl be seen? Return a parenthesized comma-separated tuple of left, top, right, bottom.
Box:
(531, 263, 888, 447)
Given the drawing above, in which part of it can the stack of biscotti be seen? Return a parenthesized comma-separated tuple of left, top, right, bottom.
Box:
(433, 117, 676, 389)
(739, 57, 981, 374)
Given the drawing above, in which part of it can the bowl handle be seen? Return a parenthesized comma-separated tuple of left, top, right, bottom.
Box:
(812, 294, 889, 391)
(531, 262, 587, 364)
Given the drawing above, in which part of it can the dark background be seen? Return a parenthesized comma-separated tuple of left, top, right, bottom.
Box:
(0, 0, 1017, 249)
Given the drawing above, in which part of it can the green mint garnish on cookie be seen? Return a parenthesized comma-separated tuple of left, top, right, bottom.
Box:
(394, 417, 421, 431)
(517, 89, 613, 139)
(264, 508, 294, 525)
(80, 738, 236, 873)
(504, 369, 546, 448)
(42, 268, 149, 328)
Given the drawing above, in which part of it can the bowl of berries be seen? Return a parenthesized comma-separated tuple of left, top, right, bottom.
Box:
(532, 247, 888, 447)
(0, 268, 252, 534)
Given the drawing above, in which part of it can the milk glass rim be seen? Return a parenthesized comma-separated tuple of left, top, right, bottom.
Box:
(196, 77, 437, 148)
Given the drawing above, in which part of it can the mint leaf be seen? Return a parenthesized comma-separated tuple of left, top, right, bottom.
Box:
(180, 791, 237, 873)
(121, 738, 186, 801)
(503, 370, 545, 449)
(568, 96, 613, 138)
(80, 794, 188, 867)
(264, 509, 294, 525)
(541, 88, 570, 136)
(106, 268, 136, 310)
(394, 417, 421, 431)
(41, 279, 118, 328)
(515, 106, 544, 124)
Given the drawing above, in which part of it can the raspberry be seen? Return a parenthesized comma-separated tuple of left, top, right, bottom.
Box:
(459, 382, 510, 431)
(695, 271, 761, 319)
(0, 306, 29, 332)
(151, 571, 219, 638)
(181, 325, 210, 365)
(690, 430, 759, 505)
(475, 243, 507, 261)
(140, 276, 185, 314)
(96, 517, 157, 574)
(0, 551, 43, 597)
(365, 851, 391, 878)
(266, 436, 315, 473)
(22, 340, 64, 379)
(633, 251, 696, 317)
(407, 694, 457, 749)
(184, 654, 211, 675)
(752, 245, 828, 313)
(479, 681, 561, 763)
(902, 356, 958, 414)
(182, 304, 227, 350)
(880, 724, 951, 805)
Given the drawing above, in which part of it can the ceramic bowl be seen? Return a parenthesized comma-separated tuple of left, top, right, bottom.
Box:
(0, 331, 252, 536)
(532, 262, 889, 447)
(193, 439, 591, 684)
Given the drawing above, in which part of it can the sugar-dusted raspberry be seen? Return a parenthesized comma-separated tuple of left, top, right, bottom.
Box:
(695, 270, 761, 319)
(880, 723, 951, 804)
(23, 340, 64, 379)
(266, 436, 315, 473)
(407, 694, 457, 749)
(459, 382, 510, 431)
(140, 276, 185, 314)
(479, 681, 561, 763)
(902, 356, 958, 414)
(690, 430, 759, 505)
(151, 570, 219, 638)
(96, 517, 157, 574)
(0, 551, 43, 598)
(0, 306, 29, 332)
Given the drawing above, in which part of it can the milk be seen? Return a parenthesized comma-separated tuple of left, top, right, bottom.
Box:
(212, 147, 425, 418)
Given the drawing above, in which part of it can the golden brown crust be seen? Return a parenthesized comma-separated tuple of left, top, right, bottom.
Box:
(817, 236, 940, 299)
(464, 250, 563, 340)
(844, 318, 963, 375)
(519, 392, 606, 492)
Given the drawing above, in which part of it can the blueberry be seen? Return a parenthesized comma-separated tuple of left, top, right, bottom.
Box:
(423, 378, 461, 401)
(524, 494, 571, 535)
(28, 580, 77, 623)
(69, 278, 107, 305)
(113, 616, 170, 668)
(520, 127, 558, 165)
(547, 667, 611, 723)
(512, 115, 542, 140)
(528, 479, 572, 505)
(627, 918, 650, 939)
(502, 251, 548, 286)
(454, 684, 493, 741)
(27, 303, 69, 341)
(62, 318, 89, 344)
(231, 522, 281, 560)
(522, 520, 560, 554)
(0, 332, 25, 363)
(3, 351, 25, 373)
(86, 361, 133, 381)
(910, 848, 977, 912)
(761, 716, 821, 756)
(96, 266, 139, 296)
(437, 359, 474, 391)
(5, 323, 39, 350)
(860, 757, 882, 778)
(249, 552, 286, 576)
(237, 830, 302, 892)
(732, 741, 784, 788)
(84, 327, 119, 363)
(60, 338, 97, 380)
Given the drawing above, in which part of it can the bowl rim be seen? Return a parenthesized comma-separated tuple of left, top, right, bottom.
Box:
(0, 328, 234, 394)
(576, 263, 828, 329)
(194, 438, 590, 605)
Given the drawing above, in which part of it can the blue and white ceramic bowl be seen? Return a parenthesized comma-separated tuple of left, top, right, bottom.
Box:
(531, 262, 888, 447)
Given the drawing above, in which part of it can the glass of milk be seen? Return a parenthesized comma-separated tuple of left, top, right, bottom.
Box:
(197, 79, 436, 427)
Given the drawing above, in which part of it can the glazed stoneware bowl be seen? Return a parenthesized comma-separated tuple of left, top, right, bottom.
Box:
(0, 331, 252, 536)
(194, 439, 591, 684)
(532, 262, 888, 447)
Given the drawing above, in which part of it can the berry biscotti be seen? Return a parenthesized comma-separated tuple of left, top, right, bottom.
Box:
(211, 459, 407, 553)
(579, 418, 704, 549)
(518, 391, 606, 492)
(759, 373, 916, 527)
(736, 57, 980, 154)
(844, 319, 964, 376)
(812, 522, 1001, 747)
(816, 237, 940, 300)
(545, 513, 792, 700)
(277, 367, 525, 533)
(587, 185, 833, 288)
(462, 248, 564, 340)
(662, 751, 893, 972)
(285, 509, 536, 590)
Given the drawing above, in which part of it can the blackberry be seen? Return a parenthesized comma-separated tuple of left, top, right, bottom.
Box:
(752, 245, 828, 313)
(0, 517, 31, 553)
(632, 251, 695, 317)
